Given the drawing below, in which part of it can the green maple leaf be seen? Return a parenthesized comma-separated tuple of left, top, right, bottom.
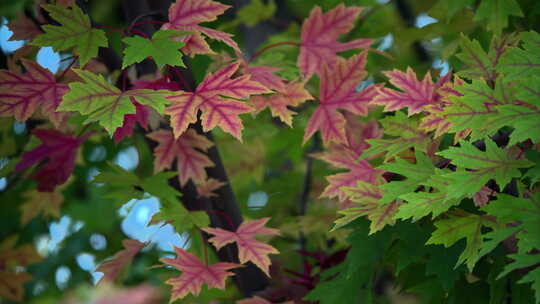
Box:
(31, 3, 108, 66)
(437, 139, 534, 199)
(58, 69, 171, 135)
(426, 212, 496, 271)
(122, 29, 186, 69)
(498, 31, 540, 79)
(498, 253, 540, 304)
(378, 151, 435, 204)
(455, 34, 493, 80)
(473, 0, 523, 35)
(150, 199, 209, 232)
(236, 0, 276, 27)
(362, 112, 429, 160)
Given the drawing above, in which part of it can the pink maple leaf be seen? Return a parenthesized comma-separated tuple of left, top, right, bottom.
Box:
(252, 81, 313, 127)
(165, 62, 270, 140)
(244, 65, 287, 92)
(202, 218, 280, 276)
(372, 68, 454, 115)
(237, 296, 294, 304)
(314, 116, 384, 203)
(147, 129, 214, 186)
(96, 239, 146, 283)
(0, 59, 68, 127)
(298, 4, 372, 78)
(160, 246, 239, 301)
(15, 129, 89, 192)
(303, 52, 381, 145)
(196, 178, 226, 198)
(162, 0, 240, 55)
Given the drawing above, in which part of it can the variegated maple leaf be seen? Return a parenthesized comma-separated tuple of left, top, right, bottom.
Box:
(97, 239, 146, 283)
(252, 81, 313, 126)
(165, 62, 270, 139)
(298, 4, 372, 77)
(147, 129, 214, 186)
(372, 68, 453, 116)
(161, 246, 240, 301)
(0, 59, 69, 127)
(303, 52, 381, 145)
(315, 116, 384, 204)
(162, 0, 240, 55)
(202, 218, 280, 276)
(58, 69, 172, 135)
(15, 129, 90, 192)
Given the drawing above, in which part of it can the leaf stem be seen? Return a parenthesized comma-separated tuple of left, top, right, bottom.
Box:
(248, 41, 300, 63)
(58, 56, 78, 81)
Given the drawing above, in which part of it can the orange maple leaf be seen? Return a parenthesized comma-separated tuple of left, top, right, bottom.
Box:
(252, 81, 313, 127)
(196, 178, 226, 198)
(303, 52, 381, 145)
(162, 0, 240, 55)
(161, 246, 240, 301)
(165, 62, 270, 140)
(298, 4, 372, 78)
(202, 218, 280, 276)
(96, 239, 146, 283)
(147, 129, 214, 186)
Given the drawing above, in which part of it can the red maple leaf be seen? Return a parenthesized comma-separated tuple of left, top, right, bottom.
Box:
(202, 218, 280, 276)
(162, 0, 240, 55)
(314, 116, 384, 203)
(298, 4, 372, 78)
(303, 52, 381, 145)
(160, 246, 239, 301)
(165, 62, 270, 140)
(147, 129, 214, 186)
(0, 59, 68, 127)
(97, 239, 146, 283)
(15, 129, 89, 192)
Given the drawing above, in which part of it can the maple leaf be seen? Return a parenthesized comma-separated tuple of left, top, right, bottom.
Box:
(202, 218, 280, 276)
(315, 116, 384, 203)
(20, 189, 64, 225)
(372, 67, 441, 115)
(196, 178, 226, 198)
(0, 236, 42, 302)
(244, 65, 287, 92)
(474, 0, 522, 35)
(298, 4, 372, 77)
(31, 3, 108, 65)
(97, 239, 146, 283)
(426, 212, 497, 271)
(58, 69, 171, 135)
(147, 129, 214, 186)
(498, 31, 540, 80)
(437, 139, 534, 200)
(113, 101, 150, 143)
(303, 52, 380, 145)
(161, 246, 240, 301)
(151, 198, 210, 232)
(252, 81, 313, 126)
(15, 129, 88, 192)
(361, 112, 430, 161)
(7, 13, 42, 41)
(165, 62, 270, 139)
(122, 29, 186, 69)
(162, 0, 240, 55)
(377, 151, 435, 204)
(0, 59, 69, 127)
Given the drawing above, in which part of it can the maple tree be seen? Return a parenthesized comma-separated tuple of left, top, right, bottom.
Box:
(1, 0, 540, 303)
